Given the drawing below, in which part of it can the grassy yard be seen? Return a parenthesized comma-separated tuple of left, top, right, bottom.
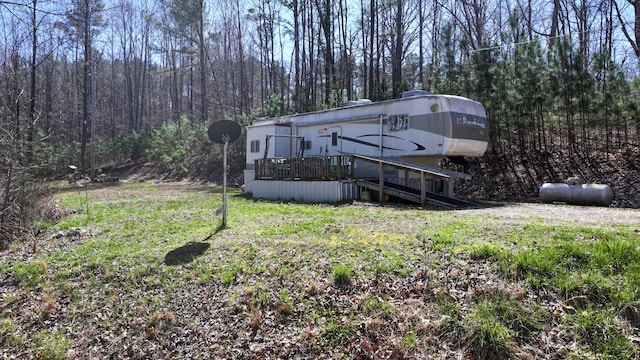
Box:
(1, 181, 639, 359)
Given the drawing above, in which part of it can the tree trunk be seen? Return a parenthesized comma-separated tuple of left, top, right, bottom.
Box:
(392, 0, 404, 98)
(81, 0, 92, 174)
(27, 0, 37, 165)
(368, 0, 375, 100)
(315, 0, 334, 106)
(418, 0, 424, 88)
(198, 0, 207, 123)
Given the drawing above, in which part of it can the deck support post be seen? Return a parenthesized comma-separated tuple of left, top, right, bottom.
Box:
(379, 161, 385, 202)
(420, 171, 426, 206)
(443, 179, 455, 198)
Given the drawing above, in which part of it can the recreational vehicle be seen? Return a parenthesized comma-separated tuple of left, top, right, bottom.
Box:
(244, 91, 489, 205)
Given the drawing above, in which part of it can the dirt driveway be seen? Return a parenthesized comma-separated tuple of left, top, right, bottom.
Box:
(463, 202, 640, 227)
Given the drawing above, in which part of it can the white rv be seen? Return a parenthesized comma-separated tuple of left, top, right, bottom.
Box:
(244, 91, 489, 204)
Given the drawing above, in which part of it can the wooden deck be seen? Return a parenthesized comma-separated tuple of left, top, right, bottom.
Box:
(251, 154, 473, 207)
(254, 155, 352, 180)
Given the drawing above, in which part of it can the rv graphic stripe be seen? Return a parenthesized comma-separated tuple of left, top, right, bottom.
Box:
(318, 134, 426, 151)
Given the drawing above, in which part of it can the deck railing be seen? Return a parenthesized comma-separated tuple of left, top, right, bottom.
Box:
(255, 155, 353, 180)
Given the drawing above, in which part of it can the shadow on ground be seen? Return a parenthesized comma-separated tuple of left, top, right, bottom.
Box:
(164, 241, 211, 265)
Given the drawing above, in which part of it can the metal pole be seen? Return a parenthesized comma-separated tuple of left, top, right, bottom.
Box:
(222, 134, 230, 228)
(379, 115, 383, 157)
(378, 160, 384, 203)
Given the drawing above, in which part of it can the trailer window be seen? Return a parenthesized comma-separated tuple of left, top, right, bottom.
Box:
(250, 140, 260, 153)
(389, 114, 409, 131)
(305, 140, 312, 150)
(331, 132, 338, 146)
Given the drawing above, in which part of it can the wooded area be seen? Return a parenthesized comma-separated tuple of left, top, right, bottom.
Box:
(2, 0, 640, 245)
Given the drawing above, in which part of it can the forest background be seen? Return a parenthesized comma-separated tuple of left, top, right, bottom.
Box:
(1, 0, 640, 247)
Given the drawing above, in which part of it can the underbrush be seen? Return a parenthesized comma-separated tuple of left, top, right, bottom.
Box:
(36, 117, 246, 183)
(0, 182, 638, 358)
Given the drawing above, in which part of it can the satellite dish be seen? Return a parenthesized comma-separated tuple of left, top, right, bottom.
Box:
(208, 120, 241, 144)
(207, 120, 242, 230)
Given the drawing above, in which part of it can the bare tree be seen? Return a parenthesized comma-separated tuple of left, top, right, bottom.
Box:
(117, 0, 151, 132)
(391, 0, 404, 97)
(65, 0, 104, 174)
(615, 0, 640, 60)
(159, 0, 208, 123)
(313, 0, 336, 106)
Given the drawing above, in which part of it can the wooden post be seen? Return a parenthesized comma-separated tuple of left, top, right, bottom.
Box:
(443, 177, 454, 198)
(420, 171, 426, 206)
(378, 161, 384, 202)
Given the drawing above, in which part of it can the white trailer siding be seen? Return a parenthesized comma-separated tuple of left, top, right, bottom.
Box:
(251, 179, 357, 203)
(246, 94, 487, 169)
(246, 124, 274, 169)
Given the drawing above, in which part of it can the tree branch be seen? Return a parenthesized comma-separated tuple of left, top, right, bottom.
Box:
(615, 0, 640, 58)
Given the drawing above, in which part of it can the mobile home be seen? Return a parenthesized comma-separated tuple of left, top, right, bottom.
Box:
(244, 91, 488, 204)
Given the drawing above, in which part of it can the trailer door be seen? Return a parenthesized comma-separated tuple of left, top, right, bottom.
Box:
(274, 125, 292, 157)
(327, 126, 342, 155)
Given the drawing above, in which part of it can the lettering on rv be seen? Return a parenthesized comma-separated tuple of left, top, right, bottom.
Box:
(456, 116, 486, 129)
(388, 114, 409, 131)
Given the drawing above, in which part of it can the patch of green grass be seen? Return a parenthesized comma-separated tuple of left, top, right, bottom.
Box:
(501, 226, 640, 309)
(54, 213, 90, 229)
(434, 296, 463, 336)
(216, 261, 244, 285)
(361, 294, 395, 319)
(371, 255, 409, 276)
(592, 237, 639, 275)
(510, 245, 559, 278)
(36, 220, 55, 233)
(0, 317, 23, 347)
(251, 288, 271, 310)
(468, 242, 504, 260)
(196, 262, 215, 284)
(0, 317, 13, 346)
(32, 330, 71, 360)
(565, 308, 636, 359)
(12, 259, 48, 289)
(421, 218, 482, 251)
(263, 217, 336, 236)
(213, 245, 262, 286)
(322, 320, 358, 346)
(276, 288, 294, 317)
(462, 292, 549, 359)
(331, 263, 353, 287)
(218, 268, 237, 285)
(402, 331, 417, 348)
(463, 309, 513, 359)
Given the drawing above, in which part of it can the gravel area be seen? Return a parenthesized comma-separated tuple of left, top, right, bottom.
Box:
(464, 202, 640, 226)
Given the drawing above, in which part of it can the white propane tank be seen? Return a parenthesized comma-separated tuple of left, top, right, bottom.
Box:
(539, 183, 613, 207)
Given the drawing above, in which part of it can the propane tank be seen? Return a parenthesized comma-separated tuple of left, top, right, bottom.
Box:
(539, 183, 613, 207)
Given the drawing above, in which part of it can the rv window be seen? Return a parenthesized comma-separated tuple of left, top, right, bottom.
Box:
(305, 140, 312, 150)
(331, 132, 338, 146)
(250, 140, 260, 153)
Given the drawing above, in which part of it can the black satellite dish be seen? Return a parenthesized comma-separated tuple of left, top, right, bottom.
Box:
(208, 120, 241, 144)
(207, 120, 242, 230)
